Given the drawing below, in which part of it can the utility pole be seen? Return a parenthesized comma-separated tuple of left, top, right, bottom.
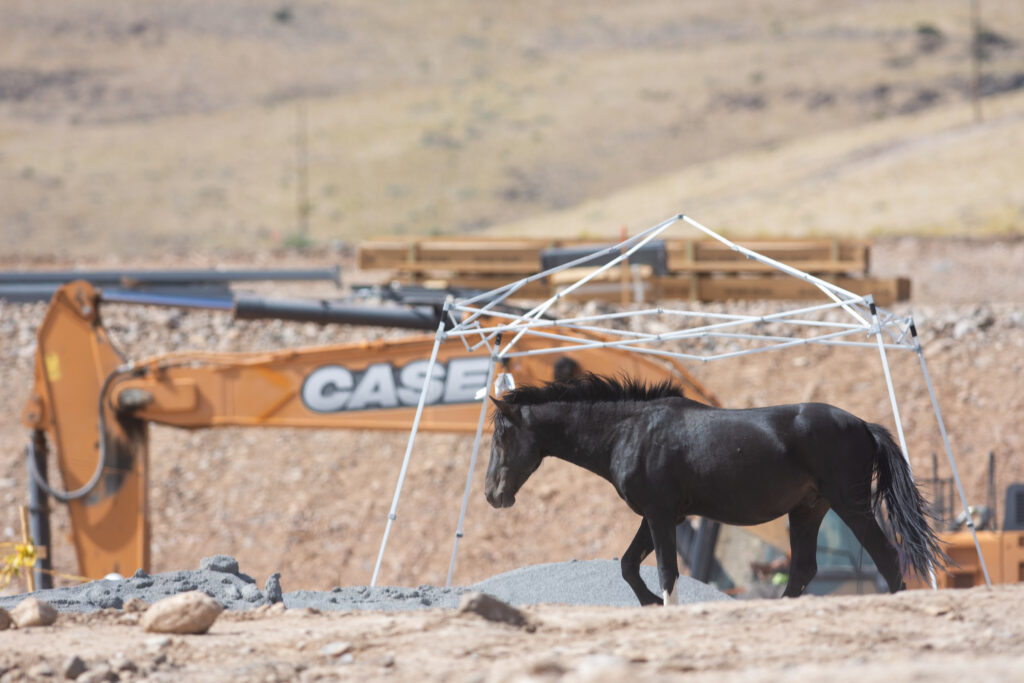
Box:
(969, 0, 983, 123)
(295, 100, 311, 239)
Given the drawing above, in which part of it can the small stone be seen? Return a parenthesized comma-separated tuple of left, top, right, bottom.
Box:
(458, 592, 528, 628)
(11, 597, 59, 628)
(199, 555, 239, 574)
(264, 572, 283, 603)
(140, 591, 223, 634)
(122, 597, 149, 613)
(28, 661, 55, 677)
(300, 666, 342, 682)
(379, 654, 395, 668)
(527, 659, 567, 676)
(77, 663, 115, 683)
(320, 641, 352, 657)
(0, 607, 12, 630)
(109, 655, 137, 673)
(241, 583, 263, 602)
(63, 655, 87, 679)
(145, 635, 172, 652)
(117, 613, 141, 626)
(575, 654, 629, 677)
(86, 584, 123, 610)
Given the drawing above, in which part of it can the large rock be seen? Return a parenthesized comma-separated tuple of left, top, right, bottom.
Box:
(62, 655, 87, 680)
(140, 591, 223, 634)
(264, 573, 283, 603)
(10, 597, 58, 628)
(199, 555, 239, 574)
(458, 592, 528, 628)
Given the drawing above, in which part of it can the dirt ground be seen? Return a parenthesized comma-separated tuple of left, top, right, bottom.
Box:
(2, 235, 1024, 680)
(2, 585, 1023, 682)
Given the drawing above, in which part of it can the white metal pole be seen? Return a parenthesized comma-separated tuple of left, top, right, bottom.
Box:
(870, 301, 936, 589)
(498, 216, 681, 357)
(445, 347, 500, 587)
(371, 316, 447, 587)
(911, 321, 992, 586)
(681, 214, 869, 325)
(871, 301, 910, 460)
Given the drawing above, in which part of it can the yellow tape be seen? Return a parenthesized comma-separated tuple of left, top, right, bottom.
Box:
(1, 541, 89, 588)
(0, 542, 37, 589)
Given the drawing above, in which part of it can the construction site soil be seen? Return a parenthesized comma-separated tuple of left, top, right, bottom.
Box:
(2, 235, 1024, 681)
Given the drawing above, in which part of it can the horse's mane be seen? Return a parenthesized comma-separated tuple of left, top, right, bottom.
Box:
(500, 373, 687, 406)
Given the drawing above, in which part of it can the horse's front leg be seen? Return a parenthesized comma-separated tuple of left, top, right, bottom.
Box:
(621, 521, 662, 606)
(645, 512, 680, 606)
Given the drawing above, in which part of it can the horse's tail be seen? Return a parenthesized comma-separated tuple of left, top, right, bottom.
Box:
(868, 422, 950, 581)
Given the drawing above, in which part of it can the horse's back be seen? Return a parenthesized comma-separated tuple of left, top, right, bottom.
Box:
(643, 400, 873, 524)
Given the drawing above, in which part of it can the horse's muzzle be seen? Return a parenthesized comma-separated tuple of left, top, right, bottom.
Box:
(485, 472, 516, 509)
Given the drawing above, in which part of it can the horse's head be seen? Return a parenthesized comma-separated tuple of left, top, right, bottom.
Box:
(485, 398, 543, 509)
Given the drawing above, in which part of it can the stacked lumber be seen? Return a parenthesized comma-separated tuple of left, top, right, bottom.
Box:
(357, 238, 910, 305)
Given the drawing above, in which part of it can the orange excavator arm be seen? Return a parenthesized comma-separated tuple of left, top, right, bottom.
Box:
(22, 281, 718, 581)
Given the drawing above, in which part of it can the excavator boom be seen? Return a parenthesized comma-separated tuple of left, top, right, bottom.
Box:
(22, 281, 716, 581)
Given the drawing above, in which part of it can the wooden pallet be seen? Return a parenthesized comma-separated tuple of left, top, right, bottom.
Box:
(665, 239, 869, 275)
(358, 239, 552, 274)
(357, 237, 908, 304)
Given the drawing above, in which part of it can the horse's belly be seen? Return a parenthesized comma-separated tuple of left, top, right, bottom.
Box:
(684, 469, 817, 525)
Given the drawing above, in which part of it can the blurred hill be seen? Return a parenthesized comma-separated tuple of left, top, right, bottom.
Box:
(1, 0, 1022, 256)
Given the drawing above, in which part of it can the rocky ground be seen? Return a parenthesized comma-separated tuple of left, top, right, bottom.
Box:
(1, 235, 1023, 680)
(1, 583, 1022, 682)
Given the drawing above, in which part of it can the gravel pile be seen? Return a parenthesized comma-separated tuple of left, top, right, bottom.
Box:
(0, 556, 729, 613)
(472, 559, 730, 607)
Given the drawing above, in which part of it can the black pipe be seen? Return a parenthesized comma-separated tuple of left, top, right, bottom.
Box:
(0, 265, 341, 286)
(1, 267, 341, 304)
(100, 288, 236, 310)
(233, 296, 444, 330)
(0, 284, 67, 303)
(540, 241, 669, 275)
(27, 430, 53, 590)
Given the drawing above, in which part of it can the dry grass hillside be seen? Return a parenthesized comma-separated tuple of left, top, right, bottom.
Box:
(1, 1, 1022, 258)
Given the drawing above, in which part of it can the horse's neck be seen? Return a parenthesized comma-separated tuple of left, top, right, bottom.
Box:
(531, 402, 617, 479)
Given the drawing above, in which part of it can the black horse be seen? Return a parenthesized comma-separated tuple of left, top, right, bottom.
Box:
(484, 373, 948, 605)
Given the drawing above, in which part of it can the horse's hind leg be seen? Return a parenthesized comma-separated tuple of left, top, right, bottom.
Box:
(645, 512, 680, 606)
(831, 502, 905, 593)
(621, 521, 662, 606)
(783, 498, 830, 597)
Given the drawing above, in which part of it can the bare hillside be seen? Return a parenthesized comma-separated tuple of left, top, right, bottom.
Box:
(1, 1, 1022, 256)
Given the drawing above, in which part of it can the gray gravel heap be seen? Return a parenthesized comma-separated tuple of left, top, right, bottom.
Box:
(0, 555, 729, 613)
(472, 559, 730, 607)
(0, 555, 271, 613)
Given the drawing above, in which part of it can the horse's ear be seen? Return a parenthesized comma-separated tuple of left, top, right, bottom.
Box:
(489, 396, 520, 424)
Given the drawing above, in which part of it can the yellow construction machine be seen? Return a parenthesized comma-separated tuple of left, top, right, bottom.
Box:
(19, 280, 717, 586)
